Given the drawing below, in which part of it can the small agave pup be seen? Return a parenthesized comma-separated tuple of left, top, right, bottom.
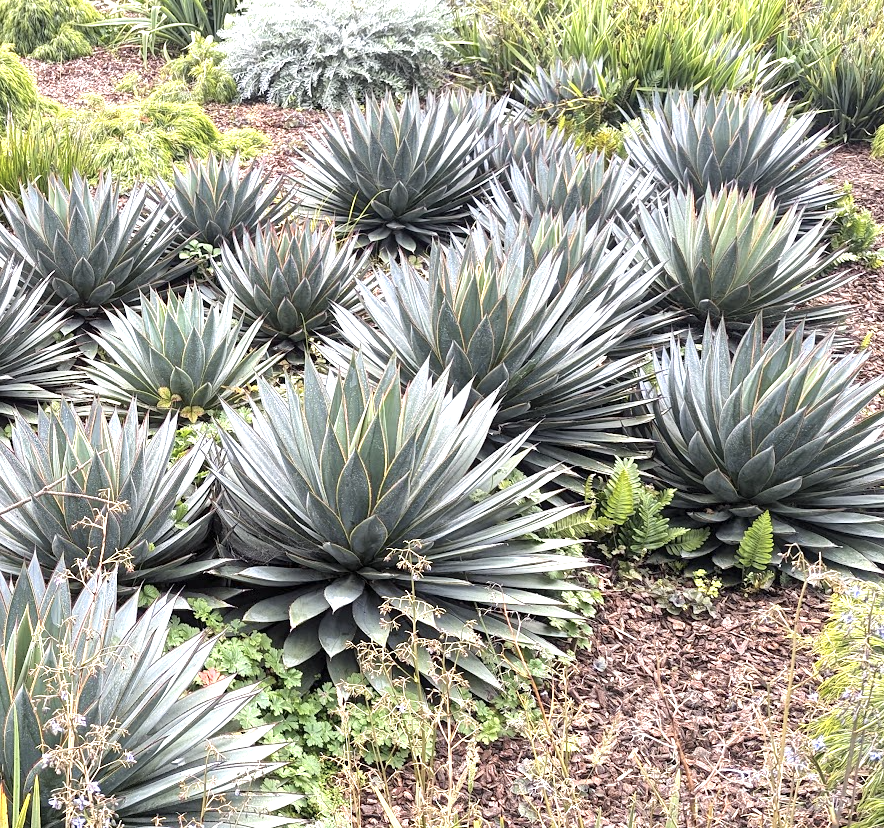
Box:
(648, 316, 884, 577)
(0, 558, 296, 828)
(85, 287, 278, 422)
(0, 399, 213, 585)
(215, 356, 591, 697)
(214, 220, 366, 351)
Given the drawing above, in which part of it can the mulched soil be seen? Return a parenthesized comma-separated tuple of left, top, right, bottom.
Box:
(356, 579, 830, 828)
(827, 146, 884, 401)
(27, 50, 884, 827)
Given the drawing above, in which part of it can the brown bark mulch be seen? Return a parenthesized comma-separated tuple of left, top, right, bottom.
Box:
(355, 580, 830, 828)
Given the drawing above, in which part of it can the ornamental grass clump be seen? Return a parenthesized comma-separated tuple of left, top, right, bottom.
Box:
(0, 557, 296, 828)
(85, 287, 277, 422)
(296, 91, 492, 258)
(215, 355, 592, 696)
(0, 399, 214, 585)
(648, 316, 884, 578)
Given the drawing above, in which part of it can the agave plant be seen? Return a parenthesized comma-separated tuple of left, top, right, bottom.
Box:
(0, 172, 186, 313)
(649, 316, 884, 577)
(0, 557, 296, 828)
(215, 357, 591, 695)
(480, 119, 577, 178)
(0, 399, 214, 585)
(638, 186, 851, 328)
(625, 91, 836, 218)
(327, 224, 664, 478)
(296, 91, 492, 257)
(86, 287, 277, 422)
(517, 56, 624, 128)
(159, 153, 294, 249)
(483, 145, 650, 233)
(0, 261, 81, 417)
(214, 221, 366, 349)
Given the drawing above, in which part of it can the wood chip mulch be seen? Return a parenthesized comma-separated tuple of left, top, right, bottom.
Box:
(355, 580, 830, 828)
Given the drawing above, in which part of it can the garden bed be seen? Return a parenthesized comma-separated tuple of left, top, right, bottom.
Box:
(12, 37, 884, 828)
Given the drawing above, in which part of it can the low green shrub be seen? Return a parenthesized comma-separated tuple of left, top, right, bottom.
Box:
(831, 183, 884, 267)
(220, 0, 453, 109)
(161, 32, 237, 103)
(0, 0, 102, 59)
(0, 44, 39, 116)
(74, 93, 268, 183)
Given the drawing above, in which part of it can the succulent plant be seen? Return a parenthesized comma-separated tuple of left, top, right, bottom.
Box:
(0, 399, 214, 585)
(517, 56, 623, 128)
(0, 557, 297, 828)
(214, 221, 366, 349)
(85, 287, 277, 422)
(648, 316, 884, 577)
(327, 224, 662, 479)
(484, 146, 650, 232)
(296, 91, 492, 257)
(0, 260, 81, 417)
(0, 172, 187, 313)
(625, 91, 837, 219)
(638, 186, 851, 328)
(159, 153, 294, 249)
(479, 119, 577, 181)
(215, 356, 591, 696)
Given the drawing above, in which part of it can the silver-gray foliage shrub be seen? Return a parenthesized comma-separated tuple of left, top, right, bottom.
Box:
(218, 0, 453, 110)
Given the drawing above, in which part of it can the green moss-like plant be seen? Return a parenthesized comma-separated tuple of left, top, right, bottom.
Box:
(0, 0, 101, 59)
(28, 23, 92, 62)
(74, 94, 268, 184)
(162, 33, 237, 104)
(0, 44, 39, 116)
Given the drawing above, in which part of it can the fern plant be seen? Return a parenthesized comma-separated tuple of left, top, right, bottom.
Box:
(736, 510, 774, 571)
(548, 459, 709, 562)
(219, 0, 454, 109)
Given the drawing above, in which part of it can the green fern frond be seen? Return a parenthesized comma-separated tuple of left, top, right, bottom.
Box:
(601, 468, 635, 525)
(665, 527, 710, 556)
(627, 495, 674, 553)
(736, 510, 774, 570)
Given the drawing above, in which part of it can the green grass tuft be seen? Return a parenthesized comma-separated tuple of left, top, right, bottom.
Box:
(0, 0, 101, 59)
(0, 44, 39, 116)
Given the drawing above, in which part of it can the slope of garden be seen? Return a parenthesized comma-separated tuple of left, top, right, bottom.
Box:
(3, 0, 884, 827)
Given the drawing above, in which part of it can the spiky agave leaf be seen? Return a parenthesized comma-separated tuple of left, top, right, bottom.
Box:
(215, 357, 592, 696)
(327, 223, 664, 479)
(516, 56, 624, 127)
(648, 316, 884, 577)
(160, 153, 294, 249)
(0, 557, 297, 827)
(0, 260, 81, 417)
(480, 118, 578, 179)
(296, 91, 492, 257)
(85, 287, 278, 422)
(214, 221, 366, 349)
(0, 399, 214, 585)
(625, 91, 836, 219)
(0, 172, 187, 313)
(482, 144, 651, 233)
(638, 186, 851, 328)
